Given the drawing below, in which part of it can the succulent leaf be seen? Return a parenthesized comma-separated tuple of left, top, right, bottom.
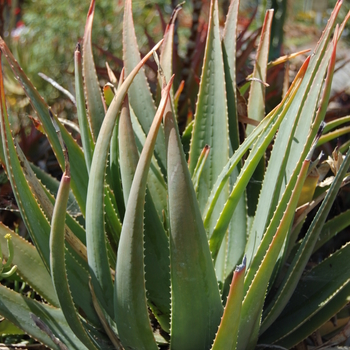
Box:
(188, 0, 230, 233)
(115, 76, 174, 350)
(123, 0, 167, 174)
(82, 0, 106, 141)
(165, 87, 223, 350)
(75, 43, 94, 172)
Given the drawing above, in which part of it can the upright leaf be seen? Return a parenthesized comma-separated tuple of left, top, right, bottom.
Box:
(165, 92, 223, 350)
(222, 0, 240, 151)
(115, 77, 173, 350)
(220, 0, 247, 290)
(188, 0, 229, 236)
(246, 2, 343, 263)
(86, 41, 163, 317)
(75, 43, 94, 171)
(0, 37, 89, 215)
(119, 95, 171, 331)
(83, 0, 106, 141)
(211, 257, 246, 350)
(123, 0, 167, 173)
(50, 164, 98, 349)
(246, 9, 273, 135)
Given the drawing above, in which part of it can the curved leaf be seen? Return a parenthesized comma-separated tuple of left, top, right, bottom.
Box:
(211, 257, 246, 350)
(85, 40, 163, 317)
(50, 168, 98, 349)
(0, 285, 87, 350)
(0, 223, 58, 307)
(75, 43, 94, 171)
(0, 37, 89, 216)
(188, 0, 229, 232)
(114, 77, 173, 350)
(123, 0, 167, 173)
(82, 0, 106, 141)
(165, 90, 223, 350)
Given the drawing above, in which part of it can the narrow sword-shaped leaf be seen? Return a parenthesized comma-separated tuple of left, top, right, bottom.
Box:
(0, 52, 51, 270)
(202, 57, 309, 226)
(211, 256, 246, 350)
(207, 59, 309, 260)
(119, 94, 171, 332)
(0, 37, 89, 215)
(50, 162, 98, 349)
(273, 280, 350, 348)
(222, 0, 240, 151)
(160, 4, 181, 112)
(261, 147, 350, 334)
(13, 131, 101, 327)
(260, 28, 340, 332)
(165, 89, 223, 350)
(109, 69, 125, 219)
(129, 107, 168, 217)
(246, 9, 273, 135)
(0, 285, 87, 350)
(221, 0, 247, 282)
(119, 96, 138, 206)
(0, 223, 58, 307)
(260, 231, 350, 346)
(238, 125, 326, 349)
(313, 208, 350, 253)
(86, 40, 163, 317)
(238, 154, 312, 350)
(75, 43, 94, 171)
(246, 4, 344, 265)
(123, 0, 167, 173)
(82, 0, 106, 141)
(188, 0, 229, 231)
(115, 77, 174, 350)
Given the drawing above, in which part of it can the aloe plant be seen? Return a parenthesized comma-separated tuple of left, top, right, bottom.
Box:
(0, 0, 349, 349)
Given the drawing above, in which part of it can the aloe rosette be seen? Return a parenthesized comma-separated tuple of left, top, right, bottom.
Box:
(0, 0, 349, 349)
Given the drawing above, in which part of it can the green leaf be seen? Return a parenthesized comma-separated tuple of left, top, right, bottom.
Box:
(13, 142, 101, 327)
(220, 0, 248, 283)
(260, 30, 341, 333)
(188, 0, 229, 231)
(260, 238, 350, 347)
(164, 89, 223, 350)
(123, 0, 167, 174)
(50, 168, 98, 349)
(82, 0, 106, 141)
(0, 38, 89, 216)
(238, 153, 312, 350)
(222, 0, 240, 151)
(207, 58, 309, 260)
(86, 40, 163, 317)
(246, 9, 273, 135)
(75, 43, 94, 171)
(0, 223, 58, 307)
(318, 126, 350, 146)
(261, 147, 350, 335)
(245, 5, 343, 265)
(115, 77, 173, 350)
(0, 65, 51, 270)
(0, 284, 87, 350)
(129, 107, 168, 218)
(160, 5, 181, 115)
(119, 96, 139, 206)
(313, 208, 350, 253)
(211, 257, 246, 350)
(119, 94, 171, 331)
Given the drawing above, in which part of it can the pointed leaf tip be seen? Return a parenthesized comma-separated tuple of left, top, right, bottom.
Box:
(87, 0, 95, 17)
(236, 255, 247, 273)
